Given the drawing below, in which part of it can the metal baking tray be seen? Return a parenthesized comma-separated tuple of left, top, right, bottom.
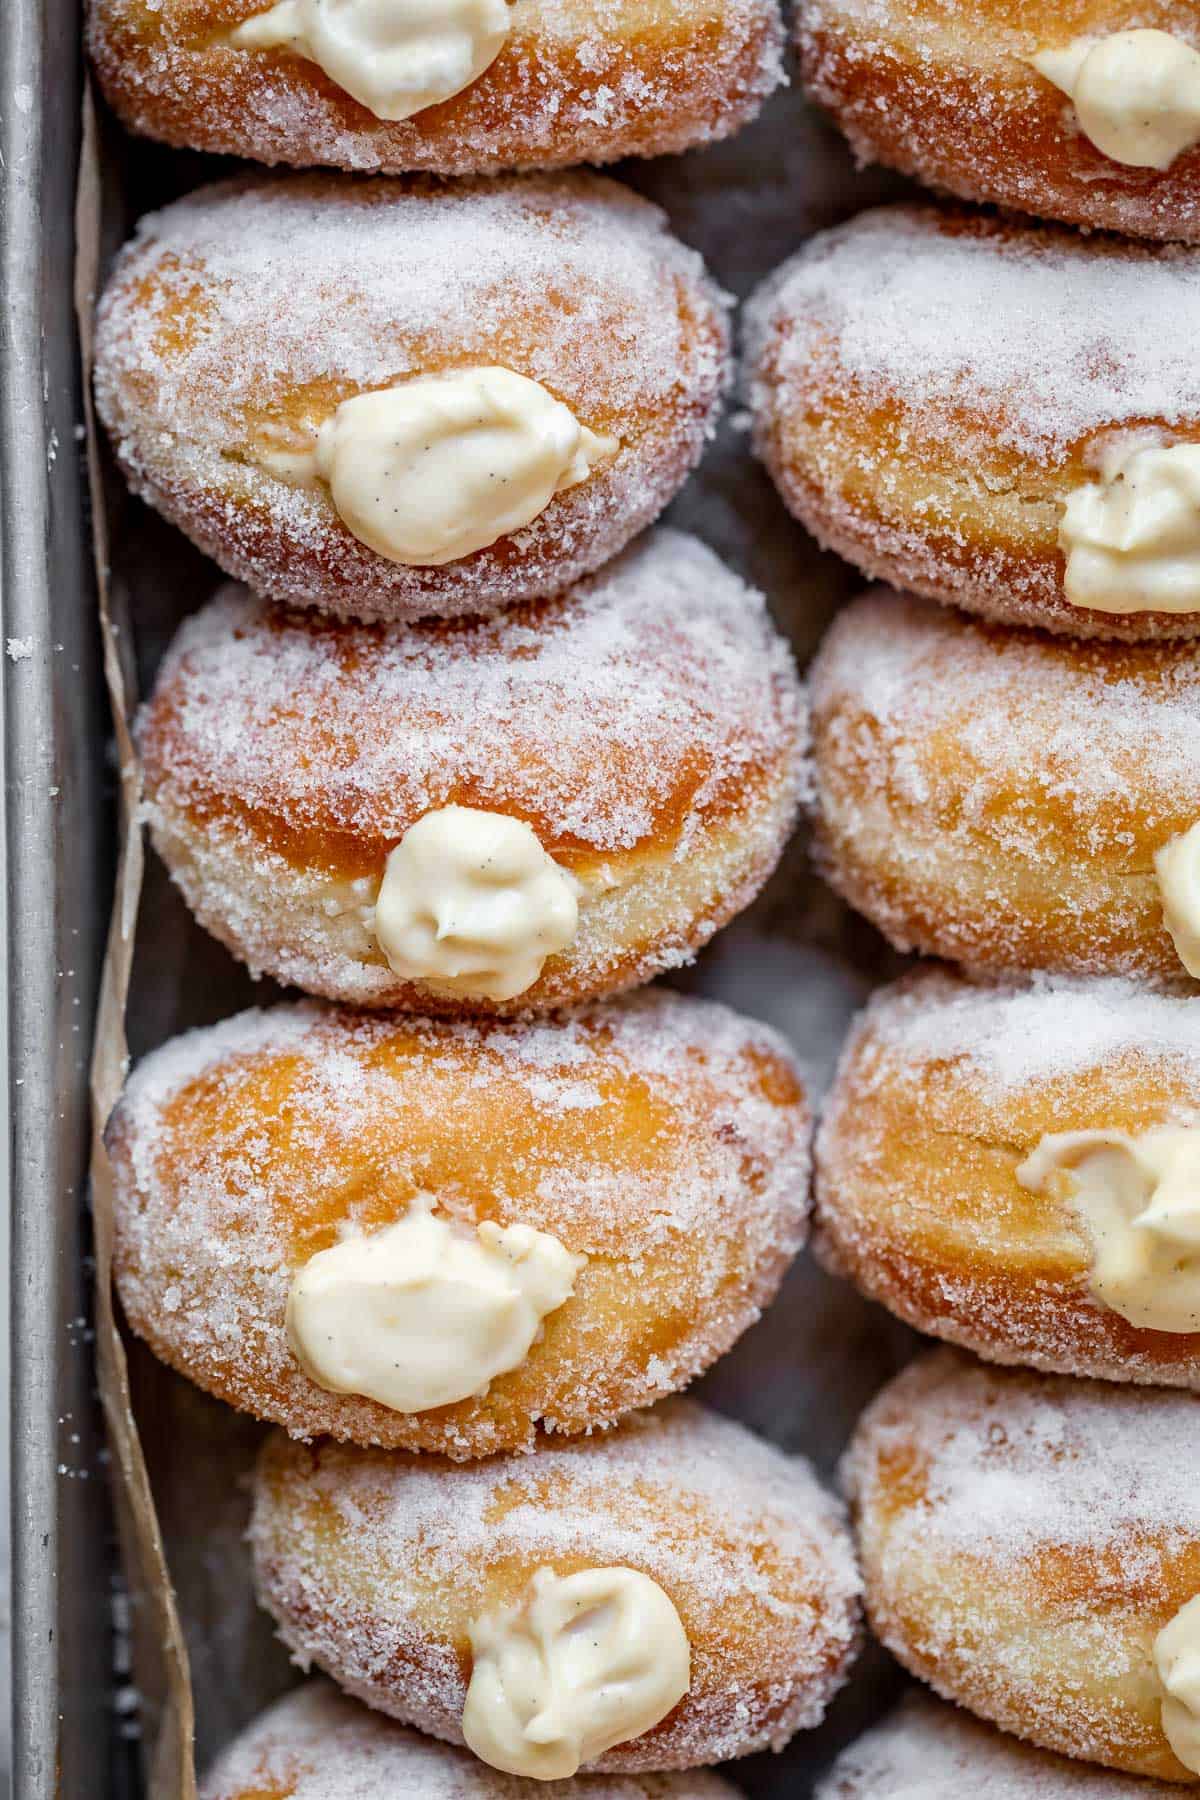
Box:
(7, 0, 932, 1787)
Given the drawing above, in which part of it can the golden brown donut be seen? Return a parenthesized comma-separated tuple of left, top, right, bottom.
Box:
(88, 0, 783, 176)
(816, 1692, 1195, 1799)
(798, 2, 1200, 244)
(745, 207, 1200, 643)
(250, 1400, 863, 1772)
(846, 1352, 1200, 1783)
(815, 968, 1200, 1389)
(93, 172, 728, 620)
(201, 1682, 743, 1798)
(136, 531, 805, 1012)
(807, 589, 1200, 981)
(106, 990, 812, 1458)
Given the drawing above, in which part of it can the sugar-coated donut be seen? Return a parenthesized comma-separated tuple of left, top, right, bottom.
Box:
(816, 969, 1200, 1388)
(201, 1682, 742, 1798)
(88, 0, 782, 177)
(137, 531, 804, 1012)
(798, 3, 1200, 244)
(845, 1351, 1200, 1784)
(106, 991, 811, 1459)
(251, 1401, 862, 1772)
(94, 172, 728, 620)
(808, 589, 1200, 981)
(817, 1693, 1195, 1799)
(250, 1400, 861, 1772)
(745, 207, 1200, 642)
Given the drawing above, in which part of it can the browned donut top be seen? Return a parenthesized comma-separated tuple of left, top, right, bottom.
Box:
(139, 530, 804, 874)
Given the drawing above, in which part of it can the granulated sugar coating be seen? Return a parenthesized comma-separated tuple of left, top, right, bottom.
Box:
(847, 969, 1200, 1100)
(807, 589, 1200, 978)
(106, 990, 813, 1456)
(136, 530, 806, 1009)
(746, 207, 1200, 462)
(845, 1352, 1200, 1782)
(250, 1400, 862, 1771)
(816, 1693, 1192, 1799)
(201, 1682, 741, 1798)
(94, 171, 730, 618)
(89, 0, 784, 177)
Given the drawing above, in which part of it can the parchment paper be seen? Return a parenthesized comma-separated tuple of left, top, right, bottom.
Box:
(81, 65, 927, 1799)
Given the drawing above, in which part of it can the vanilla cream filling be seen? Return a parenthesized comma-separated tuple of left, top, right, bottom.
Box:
(463, 1565, 691, 1779)
(1033, 30, 1200, 170)
(231, 0, 512, 121)
(1156, 1595, 1200, 1775)
(373, 805, 581, 1002)
(1059, 441, 1200, 616)
(286, 1194, 583, 1413)
(1156, 822, 1200, 979)
(257, 366, 617, 567)
(1017, 1127, 1200, 1334)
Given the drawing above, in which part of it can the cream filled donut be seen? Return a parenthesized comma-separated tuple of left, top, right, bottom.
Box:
(105, 991, 811, 1458)
(746, 207, 1200, 641)
(93, 172, 728, 620)
(845, 1352, 1200, 1783)
(808, 590, 1200, 980)
(816, 1693, 1196, 1799)
(250, 1400, 862, 1774)
(88, 0, 783, 176)
(816, 969, 1200, 1387)
(201, 1682, 743, 1798)
(136, 531, 805, 1011)
(798, 2, 1200, 244)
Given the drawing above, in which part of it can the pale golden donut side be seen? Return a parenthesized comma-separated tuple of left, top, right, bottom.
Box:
(845, 1353, 1200, 1783)
(746, 208, 1200, 643)
(89, 0, 783, 175)
(201, 1683, 744, 1798)
(250, 1402, 863, 1770)
(815, 970, 1200, 1388)
(808, 591, 1200, 979)
(106, 994, 812, 1457)
(94, 172, 730, 620)
(799, 0, 1200, 243)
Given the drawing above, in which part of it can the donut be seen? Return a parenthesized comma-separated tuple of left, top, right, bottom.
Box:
(807, 589, 1200, 981)
(201, 1682, 742, 1798)
(797, 3, 1200, 244)
(136, 531, 805, 1012)
(816, 1692, 1195, 1799)
(88, 0, 782, 178)
(250, 1399, 862, 1775)
(815, 968, 1200, 1388)
(105, 990, 811, 1459)
(93, 172, 728, 620)
(844, 1351, 1200, 1784)
(745, 206, 1200, 642)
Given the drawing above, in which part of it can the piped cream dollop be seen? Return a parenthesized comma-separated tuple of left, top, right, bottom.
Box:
(230, 0, 512, 122)
(286, 1194, 584, 1414)
(1156, 822, 1200, 978)
(1156, 1595, 1200, 1776)
(463, 1565, 691, 1779)
(258, 367, 617, 567)
(1017, 1127, 1200, 1334)
(1032, 30, 1200, 170)
(373, 805, 581, 1002)
(1058, 440, 1200, 616)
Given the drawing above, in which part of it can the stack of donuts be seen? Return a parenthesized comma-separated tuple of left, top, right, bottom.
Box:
(88, 0, 1200, 1793)
(85, 2, 877, 1794)
(741, 3, 1200, 1794)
